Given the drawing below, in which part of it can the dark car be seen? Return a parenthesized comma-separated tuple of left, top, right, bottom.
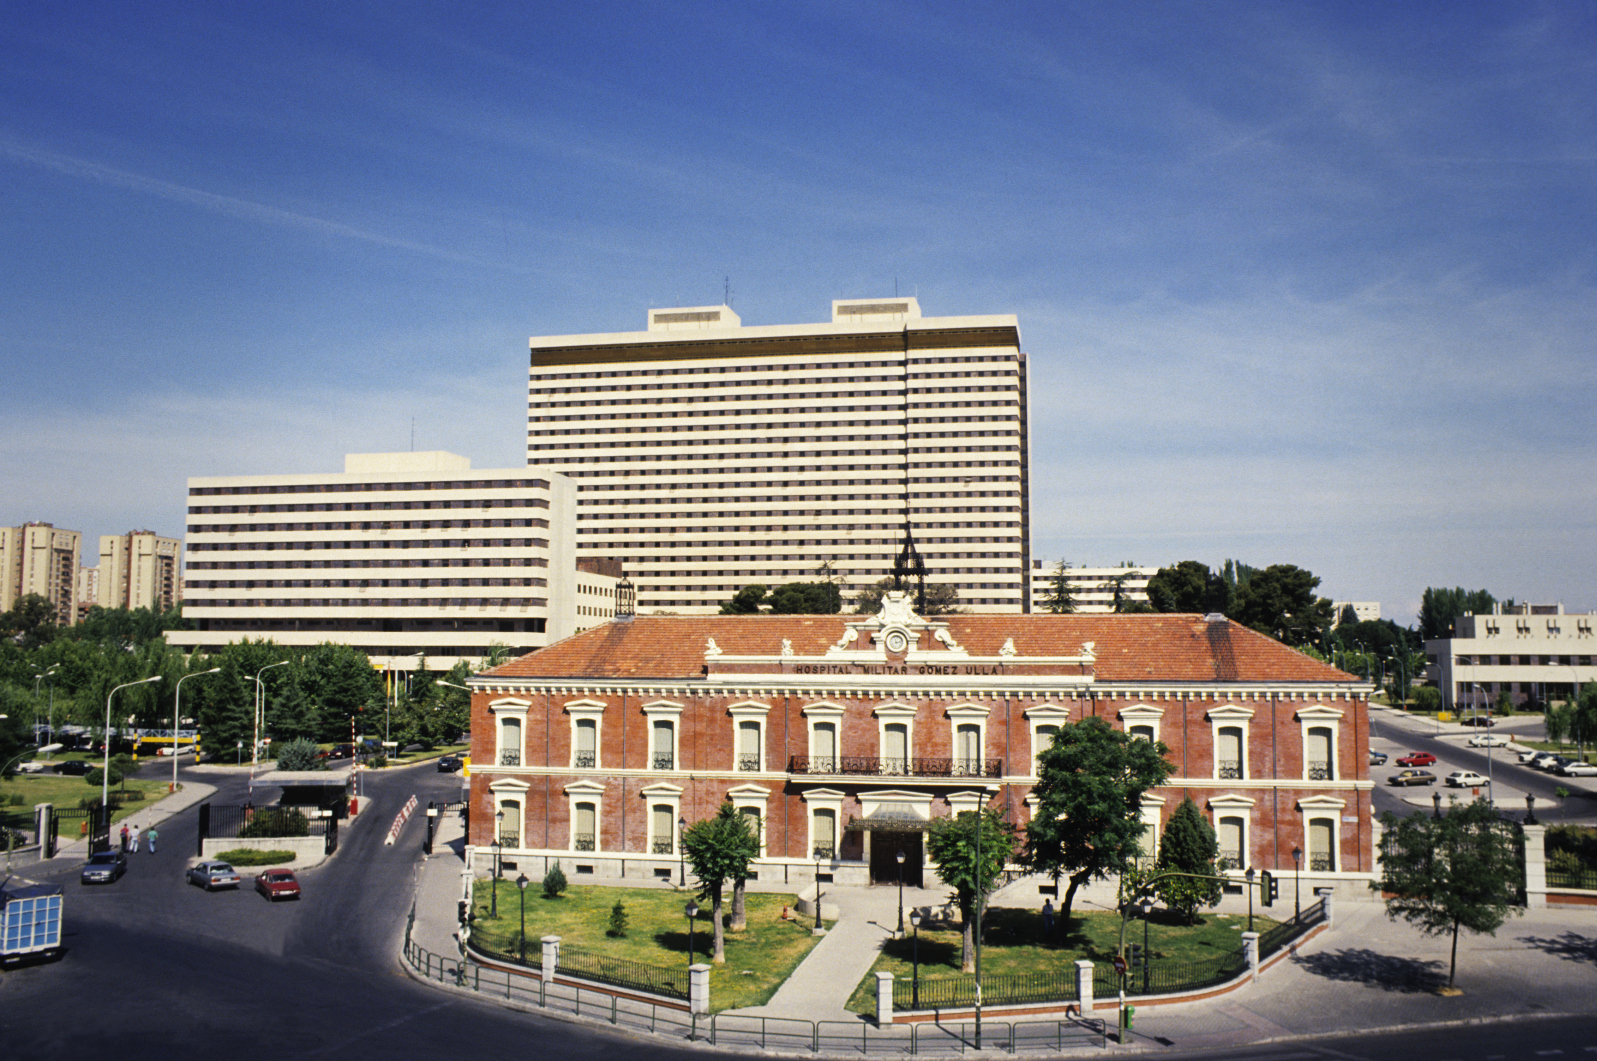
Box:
(325, 743, 354, 761)
(1368, 750, 1388, 766)
(254, 868, 301, 901)
(56, 760, 93, 776)
(1396, 752, 1437, 767)
(80, 849, 128, 884)
(437, 755, 463, 773)
(1389, 769, 1437, 787)
(1460, 715, 1495, 727)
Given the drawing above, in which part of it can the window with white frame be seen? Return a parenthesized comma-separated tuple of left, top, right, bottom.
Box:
(727, 784, 770, 858)
(1024, 705, 1070, 778)
(1137, 796, 1164, 865)
(1118, 704, 1164, 747)
(497, 798, 522, 847)
(1208, 794, 1255, 872)
(1208, 704, 1253, 780)
(1297, 795, 1345, 873)
(728, 701, 771, 773)
(874, 703, 916, 776)
(575, 719, 598, 768)
(651, 804, 675, 855)
(803, 788, 845, 861)
(947, 703, 991, 777)
(804, 703, 845, 773)
(573, 802, 597, 851)
(490, 697, 531, 768)
(1296, 705, 1343, 782)
(643, 700, 683, 771)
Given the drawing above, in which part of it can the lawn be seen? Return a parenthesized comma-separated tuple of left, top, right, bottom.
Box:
(0, 771, 173, 839)
(467, 881, 828, 1011)
(844, 904, 1280, 1013)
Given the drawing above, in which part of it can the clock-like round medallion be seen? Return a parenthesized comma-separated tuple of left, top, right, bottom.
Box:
(884, 629, 909, 654)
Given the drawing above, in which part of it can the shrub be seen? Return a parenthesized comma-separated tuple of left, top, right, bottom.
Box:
(273, 738, 324, 772)
(542, 860, 567, 899)
(607, 900, 628, 938)
(1412, 687, 1442, 714)
(214, 848, 296, 866)
(239, 808, 311, 838)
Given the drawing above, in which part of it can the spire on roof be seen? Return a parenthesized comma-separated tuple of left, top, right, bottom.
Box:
(891, 521, 927, 613)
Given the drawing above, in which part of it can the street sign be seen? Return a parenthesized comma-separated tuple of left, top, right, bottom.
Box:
(1111, 955, 1127, 975)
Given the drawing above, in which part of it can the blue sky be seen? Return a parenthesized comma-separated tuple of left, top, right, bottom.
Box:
(3, 1, 1593, 626)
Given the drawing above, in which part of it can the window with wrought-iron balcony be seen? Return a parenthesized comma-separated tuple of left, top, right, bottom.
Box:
(651, 718, 675, 771)
(1306, 726, 1333, 781)
(574, 717, 597, 770)
(1216, 726, 1244, 780)
(737, 719, 761, 771)
(499, 751, 521, 766)
(811, 721, 837, 774)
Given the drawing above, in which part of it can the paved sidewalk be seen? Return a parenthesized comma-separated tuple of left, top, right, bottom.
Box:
(47, 780, 217, 863)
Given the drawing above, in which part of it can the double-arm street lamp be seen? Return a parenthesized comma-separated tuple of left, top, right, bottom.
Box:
(104, 676, 162, 812)
(250, 660, 291, 797)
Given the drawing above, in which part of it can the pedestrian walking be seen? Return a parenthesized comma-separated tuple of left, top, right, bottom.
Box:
(147, 826, 158, 853)
(1042, 898, 1055, 935)
(131, 823, 142, 853)
(119, 824, 129, 852)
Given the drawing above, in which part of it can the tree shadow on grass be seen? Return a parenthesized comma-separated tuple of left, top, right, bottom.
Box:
(1290, 947, 1447, 993)
(1516, 931, 1597, 965)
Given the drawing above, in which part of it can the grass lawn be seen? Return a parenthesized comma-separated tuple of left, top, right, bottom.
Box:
(0, 771, 173, 839)
(844, 904, 1280, 1014)
(384, 742, 468, 766)
(467, 881, 828, 1011)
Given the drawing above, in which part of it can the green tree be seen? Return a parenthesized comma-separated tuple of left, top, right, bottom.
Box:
(607, 900, 628, 938)
(0, 697, 31, 777)
(852, 577, 960, 616)
(1146, 561, 1219, 614)
(1375, 800, 1524, 989)
(543, 860, 568, 898)
(272, 737, 323, 771)
(766, 582, 843, 614)
(1039, 561, 1076, 614)
(720, 584, 769, 614)
(299, 642, 384, 743)
(681, 801, 759, 963)
(1412, 685, 1442, 716)
(1220, 559, 1259, 592)
(928, 804, 1017, 972)
(1023, 716, 1174, 927)
(1337, 604, 1359, 628)
(1154, 798, 1224, 924)
(1228, 564, 1334, 645)
(1545, 702, 1571, 750)
(0, 594, 59, 649)
(1418, 587, 1496, 642)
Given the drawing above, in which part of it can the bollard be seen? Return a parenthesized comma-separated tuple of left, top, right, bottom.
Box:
(1075, 959, 1095, 1013)
(875, 971, 894, 1025)
(541, 935, 561, 983)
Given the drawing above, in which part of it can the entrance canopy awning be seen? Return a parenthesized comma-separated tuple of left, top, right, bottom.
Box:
(848, 803, 931, 832)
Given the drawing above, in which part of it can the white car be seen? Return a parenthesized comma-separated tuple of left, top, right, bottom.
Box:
(1444, 770, 1489, 788)
(1555, 760, 1597, 777)
(1467, 733, 1509, 748)
(1519, 748, 1546, 764)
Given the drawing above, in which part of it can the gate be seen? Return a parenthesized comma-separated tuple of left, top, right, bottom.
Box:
(89, 804, 111, 854)
(324, 810, 339, 856)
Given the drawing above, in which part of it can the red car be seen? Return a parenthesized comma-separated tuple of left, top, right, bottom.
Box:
(1396, 751, 1437, 767)
(254, 868, 301, 901)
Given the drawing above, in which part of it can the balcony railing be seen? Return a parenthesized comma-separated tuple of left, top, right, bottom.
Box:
(787, 755, 1003, 779)
(651, 754, 675, 770)
(737, 754, 760, 772)
(1217, 760, 1243, 780)
(1309, 856, 1333, 872)
(1307, 761, 1332, 781)
(651, 838, 674, 855)
(574, 752, 595, 768)
(498, 751, 521, 767)
(498, 832, 520, 849)
(574, 834, 595, 852)
(1219, 849, 1242, 870)
(813, 844, 836, 861)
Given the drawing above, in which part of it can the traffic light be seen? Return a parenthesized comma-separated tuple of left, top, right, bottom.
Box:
(1260, 870, 1277, 906)
(1129, 943, 1144, 969)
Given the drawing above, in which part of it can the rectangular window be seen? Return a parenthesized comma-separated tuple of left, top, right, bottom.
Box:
(574, 718, 597, 768)
(652, 805, 674, 855)
(1306, 727, 1333, 780)
(498, 718, 522, 767)
(574, 802, 596, 851)
(651, 720, 674, 770)
(1217, 727, 1243, 779)
(1217, 816, 1244, 870)
(883, 723, 908, 774)
(738, 720, 761, 771)
(1308, 818, 1335, 872)
(813, 808, 836, 859)
(1032, 724, 1058, 775)
(813, 722, 837, 773)
(955, 724, 981, 776)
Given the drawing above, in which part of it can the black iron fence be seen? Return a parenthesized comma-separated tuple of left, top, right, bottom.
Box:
(204, 803, 334, 840)
(894, 968, 1077, 1010)
(557, 944, 689, 1000)
(1259, 897, 1325, 957)
(1547, 867, 1597, 890)
(787, 755, 1003, 779)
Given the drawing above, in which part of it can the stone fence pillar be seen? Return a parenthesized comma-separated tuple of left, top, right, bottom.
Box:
(1241, 931, 1259, 980)
(690, 963, 711, 1015)
(541, 935, 561, 982)
(1315, 887, 1335, 927)
(1074, 959, 1095, 1013)
(1524, 823, 1547, 909)
(875, 971, 894, 1025)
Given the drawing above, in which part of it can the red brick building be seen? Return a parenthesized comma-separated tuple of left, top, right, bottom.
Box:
(467, 593, 1374, 896)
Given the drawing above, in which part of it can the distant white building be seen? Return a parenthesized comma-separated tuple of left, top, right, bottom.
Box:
(0, 522, 81, 624)
(98, 530, 181, 613)
(168, 451, 617, 670)
(1029, 562, 1158, 613)
(1331, 601, 1381, 624)
(1424, 603, 1596, 712)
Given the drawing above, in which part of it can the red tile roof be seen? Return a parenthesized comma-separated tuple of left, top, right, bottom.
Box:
(484, 614, 1353, 684)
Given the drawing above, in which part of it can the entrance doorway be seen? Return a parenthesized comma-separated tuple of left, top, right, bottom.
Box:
(870, 831, 924, 888)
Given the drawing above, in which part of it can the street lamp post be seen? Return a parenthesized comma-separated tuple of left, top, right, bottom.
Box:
(678, 814, 688, 887)
(516, 873, 530, 961)
(908, 908, 922, 1009)
(1291, 846, 1302, 923)
(1474, 682, 1494, 803)
(814, 849, 824, 932)
(103, 676, 161, 816)
(973, 791, 986, 1050)
(1139, 897, 1153, 995)
(685, 899, 699, 966)
(33, 664, 58, 746)
(249, 659, 291, 798)
(491, 808, 504, 919)
(173, 668, 220, 792)
(895, 849, 906, 937)
(1245, 867, 1256, 933)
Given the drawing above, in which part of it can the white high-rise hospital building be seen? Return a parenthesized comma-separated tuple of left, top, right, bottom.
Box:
(526, 298, 1031, 614)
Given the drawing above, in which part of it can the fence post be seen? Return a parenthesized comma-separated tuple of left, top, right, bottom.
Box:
(541, 935, 561, 982)
(874, 971, 895, 1025)
(1074, 959, 1095, 1014)
(1522, 822, 1548, 908)
(1241, 931, 1260, 981)
(1314, 887, 1335, 927)
(689, 962, 711, 1016)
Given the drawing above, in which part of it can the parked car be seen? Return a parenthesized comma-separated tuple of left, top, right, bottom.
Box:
(1467, 733, 1510, 748)
(254, 868, 301, 901)
(326, 743, 355, 761)
(55, 760, 92, 776)
(1555, 760, 1597, 777)
(186, 861, 241, 891)
(1523, 751, 1558, 768)
(1537, 755, 1571, 772)
(1460, 715, 1496, 727)
(80, 849, 128, 885)
(1390, 769, 1437, 786)
(436, 755, 463, 773)
(1368, 750, 1388, 766)
(1444, 770, 1489, 788)
(1396, 752, 1437, 767)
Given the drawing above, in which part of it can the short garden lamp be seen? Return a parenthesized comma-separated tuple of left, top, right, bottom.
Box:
(1525, 794, 1538, 825)
(895, 849, 906, 936)
(1432, 791, 1443, 819)
(908, 908, 922, 1010)
(1244, 867, 1256, 932)
(678, 814, 687, 886)
(685, 899, 699, 966)
(516, 873, 530, 961)
(1291, 845, 1302, 922)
